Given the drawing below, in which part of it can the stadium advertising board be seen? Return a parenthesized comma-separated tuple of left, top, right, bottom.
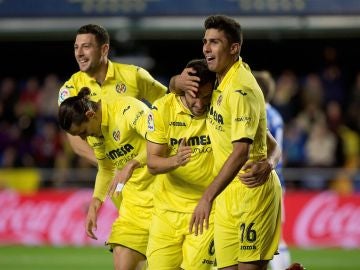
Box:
(0, 189, 359, 247)
(283, 191, 360, 248)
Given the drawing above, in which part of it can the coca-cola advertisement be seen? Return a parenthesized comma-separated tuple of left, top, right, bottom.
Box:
(0, 189, 359, 248)
(283, 191, 360, 248)
(0, 189, 117, 246)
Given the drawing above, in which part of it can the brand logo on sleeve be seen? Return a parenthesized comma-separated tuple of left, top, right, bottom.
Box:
(235, 89, 247, 96)
(58, 88, 70, 104)
(123, 106, 131, 114)
(147, 112, 154, 131)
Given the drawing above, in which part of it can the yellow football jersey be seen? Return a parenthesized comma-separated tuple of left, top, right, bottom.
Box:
(146, 93, 214, 213)
(58, 60, 166, 105)
(92, 96, 156, 207)
(208, 59, 282, 266)
(207, 59, 268, 175)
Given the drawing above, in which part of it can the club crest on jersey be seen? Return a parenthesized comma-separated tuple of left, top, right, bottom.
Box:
(147, 112, 155, 131)
(58, 88, 70, 104)
(113, 130, 121, 141)
(116, 83, 126, 94)
(216, 95, 223, 106)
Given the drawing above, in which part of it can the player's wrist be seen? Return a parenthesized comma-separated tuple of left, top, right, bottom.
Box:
(267, 158, 275, 171)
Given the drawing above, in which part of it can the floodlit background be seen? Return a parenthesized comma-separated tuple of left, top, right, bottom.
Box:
(0, 0, 359, 269)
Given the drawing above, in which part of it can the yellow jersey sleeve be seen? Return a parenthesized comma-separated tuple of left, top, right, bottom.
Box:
(58, 76, 78, 105)
(112, 97, 151, 167)
(93, 157, 115, 202)
(146, 99, 168, 144)
(228, 85, 261, 143)
(136, 67, 167, 104)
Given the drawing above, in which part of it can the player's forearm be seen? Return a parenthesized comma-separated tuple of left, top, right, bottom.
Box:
(66, 133, 98, 166)
(266, 131, 281, 170)
(93, 159, 115, 201)
(202, 144, 249, 203)
(122, 159, 141, 177)
(89, 197, 103, 212)
(133, 149, 147, 168)
(169, 75, 182, 94)
(147, 154, 180, 174)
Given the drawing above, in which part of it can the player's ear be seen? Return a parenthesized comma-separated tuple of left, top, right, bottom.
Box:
(230, 43, 240, 56)
(102, 43, 109, 57)
(85, 110, 95, 119)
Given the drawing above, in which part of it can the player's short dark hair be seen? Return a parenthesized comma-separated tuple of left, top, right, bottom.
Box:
(204, 15, 242, 47)
(185, 59, 216, 88)
(77, 24, 110, 46)
(58, 87, 98, 132)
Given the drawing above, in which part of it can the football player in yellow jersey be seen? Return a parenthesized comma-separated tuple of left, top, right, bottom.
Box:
(193, 15, 282, 270)
(58, 87, 157, 270)
(171, 15, 282, 270)
(58, 24, 166, 165)
(146, 59, 216, 270)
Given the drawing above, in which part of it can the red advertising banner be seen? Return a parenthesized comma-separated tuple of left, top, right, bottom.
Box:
(0, 189, 117, 246)
(0, 189, 359, 247)
(283, 191, 360, 248)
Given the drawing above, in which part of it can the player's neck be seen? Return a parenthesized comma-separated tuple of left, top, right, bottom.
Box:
(92, 60, 108, 85)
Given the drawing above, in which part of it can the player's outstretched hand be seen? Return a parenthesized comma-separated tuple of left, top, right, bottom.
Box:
(85, 198, 102, 240)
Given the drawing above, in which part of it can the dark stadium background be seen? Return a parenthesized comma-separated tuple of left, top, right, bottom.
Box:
(1, 37, 360, 86)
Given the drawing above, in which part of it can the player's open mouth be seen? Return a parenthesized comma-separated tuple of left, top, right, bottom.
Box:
(206, 56, 215, 62)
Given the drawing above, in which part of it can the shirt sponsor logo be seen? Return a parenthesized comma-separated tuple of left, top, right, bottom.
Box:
(235, 116, 251, 122)
(58, 88, 70, 104)
(113, 130, 120, 141)
(170, 135, 211, 146)
(147, 112, 154, 131)
(116, 83, 126, 93)
(113, 153, 138, 167)
(106, 144, 134, 160)
(169, 121, 186, 127)
(209, 106, 224, 124)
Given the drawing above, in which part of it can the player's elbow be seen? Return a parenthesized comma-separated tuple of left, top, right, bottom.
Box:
(147, 162, 160, 175)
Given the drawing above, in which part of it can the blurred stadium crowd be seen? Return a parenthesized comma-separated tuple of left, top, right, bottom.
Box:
(0, 47, 359, 192)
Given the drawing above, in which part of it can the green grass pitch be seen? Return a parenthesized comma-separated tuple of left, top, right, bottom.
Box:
(0, 246, 359, 270)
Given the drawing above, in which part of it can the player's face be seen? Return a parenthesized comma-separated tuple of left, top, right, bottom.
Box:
(184, 82, 213, 116)
(74, 34, 104, 75)
(203, 29, 236, 78)
(68, 117, 102, 140)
